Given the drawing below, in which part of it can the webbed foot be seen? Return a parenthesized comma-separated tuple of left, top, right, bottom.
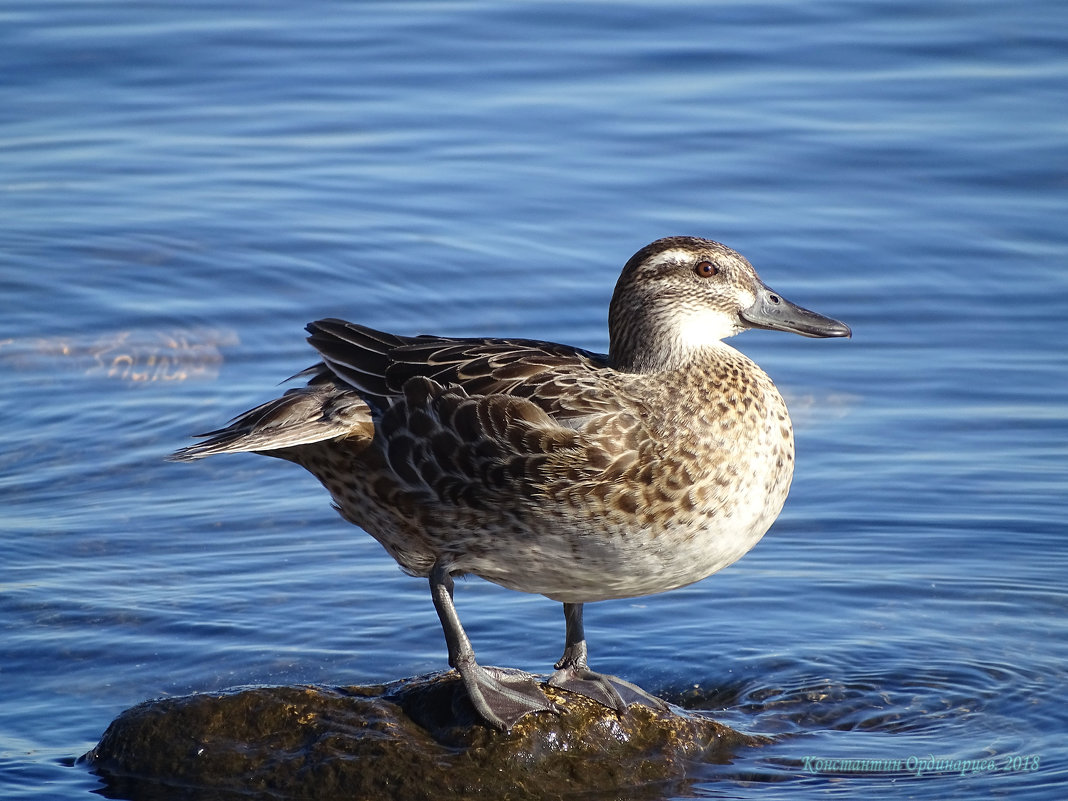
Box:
(548, 601, 669, 715)
(548, 665, 669, 713)
(456, 661, 558, 731)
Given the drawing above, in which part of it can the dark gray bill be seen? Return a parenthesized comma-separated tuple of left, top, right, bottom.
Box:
(740, 282, 852, 339)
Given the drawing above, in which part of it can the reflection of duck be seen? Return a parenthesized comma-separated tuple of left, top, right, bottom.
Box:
(174, 236, 850, 730)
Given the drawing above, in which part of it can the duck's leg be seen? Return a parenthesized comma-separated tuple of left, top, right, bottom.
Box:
(548, 602, 669, 713)
(429, 561, 556, 731)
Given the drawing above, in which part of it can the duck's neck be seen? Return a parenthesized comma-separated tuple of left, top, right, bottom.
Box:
(609, 334, 739, 374)
(608, 288, 744, 373)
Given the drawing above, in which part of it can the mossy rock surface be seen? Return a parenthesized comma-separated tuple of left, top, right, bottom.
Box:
(86, 671, 763, 800)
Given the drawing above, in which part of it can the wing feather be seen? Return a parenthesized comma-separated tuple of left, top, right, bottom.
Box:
(305, 318, 616, 421)
(170, 383, 371, 460)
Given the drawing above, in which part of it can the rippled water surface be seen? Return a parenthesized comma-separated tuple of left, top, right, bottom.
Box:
(2, 1, 1066, 798)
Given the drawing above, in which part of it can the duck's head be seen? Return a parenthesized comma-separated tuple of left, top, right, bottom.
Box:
(608, 236, 851, 372)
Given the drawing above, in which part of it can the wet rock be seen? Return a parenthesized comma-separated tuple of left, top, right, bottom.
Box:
(85, 671, 762, 800)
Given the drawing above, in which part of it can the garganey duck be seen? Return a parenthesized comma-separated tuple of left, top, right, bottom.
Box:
(173, 236, 850, 730)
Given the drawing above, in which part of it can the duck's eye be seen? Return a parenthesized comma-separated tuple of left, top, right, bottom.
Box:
(694, 260, 718, 278)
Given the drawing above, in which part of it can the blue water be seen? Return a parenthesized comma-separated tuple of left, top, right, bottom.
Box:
(2, 1, 1066, 798)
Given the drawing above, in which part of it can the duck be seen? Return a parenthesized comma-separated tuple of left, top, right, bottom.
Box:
(172, 235, 851, 731)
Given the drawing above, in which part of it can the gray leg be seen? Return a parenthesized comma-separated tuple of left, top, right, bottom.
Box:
(548, 602, 668, 713)
(429, 561, 556, 731)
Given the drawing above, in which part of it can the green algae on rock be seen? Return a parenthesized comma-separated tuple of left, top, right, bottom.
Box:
(85, 672, 762, 801)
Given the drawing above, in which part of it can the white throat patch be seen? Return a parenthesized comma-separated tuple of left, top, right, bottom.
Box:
(677, 306, 740, 348)
(677, 283, 755, 348)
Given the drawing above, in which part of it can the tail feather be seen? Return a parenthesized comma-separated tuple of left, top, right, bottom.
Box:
(171, 384, 372, 461)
